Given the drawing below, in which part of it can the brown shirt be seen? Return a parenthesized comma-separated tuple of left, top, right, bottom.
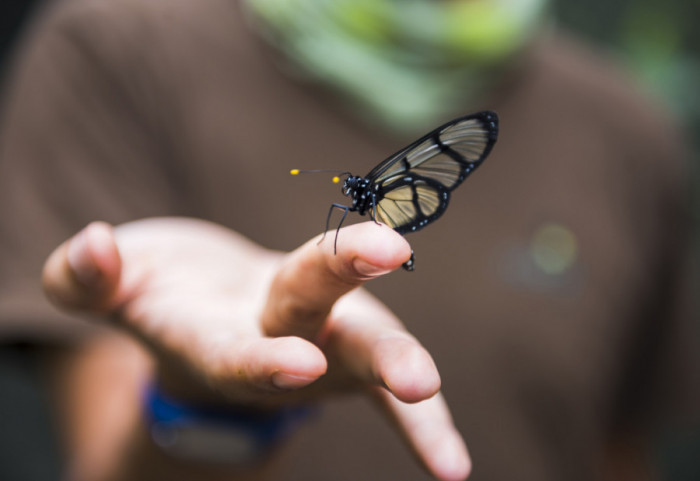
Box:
(0, 0, 695, 479)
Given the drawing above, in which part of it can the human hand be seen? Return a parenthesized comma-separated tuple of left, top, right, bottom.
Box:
(43, 217, 470, 481)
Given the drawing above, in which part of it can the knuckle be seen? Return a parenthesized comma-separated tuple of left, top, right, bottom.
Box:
(270, 294, 329, 338)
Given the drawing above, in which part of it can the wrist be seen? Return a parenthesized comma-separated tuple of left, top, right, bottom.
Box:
(142, 381, 313, 465)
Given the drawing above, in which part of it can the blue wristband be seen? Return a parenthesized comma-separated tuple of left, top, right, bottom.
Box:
(143, 382, 313, 464)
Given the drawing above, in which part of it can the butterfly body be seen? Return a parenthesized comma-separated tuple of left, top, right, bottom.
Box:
(311, 111, 499, 269)
(341, 175, 374, 216)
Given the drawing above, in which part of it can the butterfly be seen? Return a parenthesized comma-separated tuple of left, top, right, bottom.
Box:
(292, 110, 499, 271)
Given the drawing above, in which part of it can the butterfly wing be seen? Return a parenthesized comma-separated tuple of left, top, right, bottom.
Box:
(373, 177, 449, 234)
(367, 111, 498, 188)
(369, 111, 498, 233)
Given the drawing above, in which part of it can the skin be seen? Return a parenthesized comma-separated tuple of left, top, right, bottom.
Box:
(42, 218, 471, 481)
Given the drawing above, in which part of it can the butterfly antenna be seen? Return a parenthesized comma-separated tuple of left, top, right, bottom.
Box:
(290, 169, 351, 184)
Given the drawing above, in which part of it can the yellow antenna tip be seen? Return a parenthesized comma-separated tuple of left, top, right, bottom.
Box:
(332, 176, 340, 184)
(290, 169, 300, 175)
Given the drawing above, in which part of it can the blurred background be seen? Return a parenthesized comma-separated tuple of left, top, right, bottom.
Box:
(0, 0, 697, 479)
(2, 0, 696, 212)
(554, 0, 699, 251)
(549, 4, 700, 475)
(2, 0, 698, 148)
(0, 0, 40, 77)
(555, 0, 699, 154)
(2, 0, 696, 148)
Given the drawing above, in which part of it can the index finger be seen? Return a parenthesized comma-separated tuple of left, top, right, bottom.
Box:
(261, 222, 412, 340)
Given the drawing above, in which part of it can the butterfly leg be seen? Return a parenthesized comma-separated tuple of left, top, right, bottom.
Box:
(369, 192, 382, 226)
(319, 203, 350, 255)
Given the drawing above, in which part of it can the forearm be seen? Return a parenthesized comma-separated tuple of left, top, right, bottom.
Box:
(110, 423, 279, 481)
(46, 332, 280, 481)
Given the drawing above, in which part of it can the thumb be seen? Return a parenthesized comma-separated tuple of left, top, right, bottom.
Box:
(42, 221, 122, 313)
(261, 222, 412, 341)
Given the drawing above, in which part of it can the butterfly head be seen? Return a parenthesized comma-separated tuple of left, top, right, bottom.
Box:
(342, 175, 369, 196)
(342, 175, 357, 194)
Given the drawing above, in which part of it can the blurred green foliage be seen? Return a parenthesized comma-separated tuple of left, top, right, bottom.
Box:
(553, 0, 699, 148)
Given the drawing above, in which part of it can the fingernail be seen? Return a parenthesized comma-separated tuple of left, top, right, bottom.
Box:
(67, 229, 100, 286)
(271, 372, 317, 390)
(353, 258, 392, 277)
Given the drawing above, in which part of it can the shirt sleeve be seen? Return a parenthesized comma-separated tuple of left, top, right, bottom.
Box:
(0, 1, 195, 342)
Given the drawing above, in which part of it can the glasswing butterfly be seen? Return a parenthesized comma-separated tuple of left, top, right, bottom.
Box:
(292, 110, 499, 271)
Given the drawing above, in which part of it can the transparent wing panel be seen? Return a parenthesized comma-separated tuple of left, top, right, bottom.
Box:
(410, 152, 463, 189)
(375, 185, 417, 229)
(439, 118, 490, 163)
(415, 183, 441, 216)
